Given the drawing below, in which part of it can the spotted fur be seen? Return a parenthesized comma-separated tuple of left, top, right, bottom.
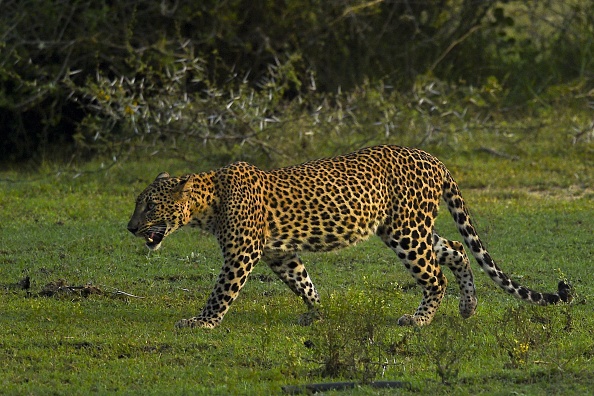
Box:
(127, 145, 571, 328)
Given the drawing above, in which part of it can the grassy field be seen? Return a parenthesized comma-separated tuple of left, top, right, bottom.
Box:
(1, 124, 593, 394)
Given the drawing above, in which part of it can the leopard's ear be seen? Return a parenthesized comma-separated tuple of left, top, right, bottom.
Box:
(155, 172, 170, 181)
(173, 175, 192, 195)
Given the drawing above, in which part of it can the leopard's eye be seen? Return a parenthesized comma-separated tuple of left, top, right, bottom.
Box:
(147, 202, 156, 211)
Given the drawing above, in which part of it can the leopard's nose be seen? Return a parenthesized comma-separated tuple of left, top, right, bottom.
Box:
(127, 224, 138, 234)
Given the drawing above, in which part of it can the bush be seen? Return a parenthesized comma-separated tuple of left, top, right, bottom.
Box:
(1, 0, 593, 164)
(66, 47, 525, 168)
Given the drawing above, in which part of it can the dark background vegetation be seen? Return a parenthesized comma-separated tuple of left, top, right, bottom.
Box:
(1, 0, 593, 167)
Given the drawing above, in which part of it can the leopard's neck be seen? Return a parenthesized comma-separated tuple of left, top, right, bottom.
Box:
(185, 171, 219, 232)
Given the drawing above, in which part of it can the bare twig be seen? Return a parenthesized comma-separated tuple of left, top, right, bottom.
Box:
(478, 146, 520, 161)
(428, 25, 482, 73)
(112, 290, 145, 299)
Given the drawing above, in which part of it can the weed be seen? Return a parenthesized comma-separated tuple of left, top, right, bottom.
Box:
(495, 304, 576, 370)
(413, 317, 475, 385)
(303, 288, 402, 383)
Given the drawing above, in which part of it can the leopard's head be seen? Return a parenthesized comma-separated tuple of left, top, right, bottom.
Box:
(127, 172, 192, 250)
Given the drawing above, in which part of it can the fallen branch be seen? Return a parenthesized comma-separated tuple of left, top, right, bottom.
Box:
(39, 280, 102, 298)
(34, 279, 144, 299)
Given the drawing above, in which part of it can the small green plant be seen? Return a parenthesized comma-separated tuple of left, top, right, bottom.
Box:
(413, 317, 474, 385)
(303, 288, 403, 383)
(495, 304, 575, 370)
(496, 307, 536, 369)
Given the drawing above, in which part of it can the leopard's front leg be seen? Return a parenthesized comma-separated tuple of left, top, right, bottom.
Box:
(173, 164, 267, 329)
(175, 247, 262, 329)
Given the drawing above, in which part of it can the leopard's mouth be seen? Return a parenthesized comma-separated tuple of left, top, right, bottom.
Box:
(144, 230, 165, 250)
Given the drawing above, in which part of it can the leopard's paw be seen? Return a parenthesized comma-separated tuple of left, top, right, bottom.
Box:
(397, 314, 432, 326)
(174, 317, 217, 329)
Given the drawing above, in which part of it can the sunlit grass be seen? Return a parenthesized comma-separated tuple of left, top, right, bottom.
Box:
(1, 113, 593, 394)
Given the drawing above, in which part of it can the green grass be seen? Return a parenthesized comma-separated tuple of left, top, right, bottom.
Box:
(1, 135, 593, 395)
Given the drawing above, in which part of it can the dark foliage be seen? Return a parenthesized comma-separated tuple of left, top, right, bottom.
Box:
(1, 0, 592, 164)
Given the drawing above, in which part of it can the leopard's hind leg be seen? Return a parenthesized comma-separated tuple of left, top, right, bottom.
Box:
(380, 226, 447, 327)
(433, 231, 477, 319)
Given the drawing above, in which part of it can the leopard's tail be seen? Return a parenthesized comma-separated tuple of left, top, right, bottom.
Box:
(441, 168, 571, 305)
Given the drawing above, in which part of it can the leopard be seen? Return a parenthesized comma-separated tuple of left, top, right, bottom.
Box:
(127, 145, 571, 328)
